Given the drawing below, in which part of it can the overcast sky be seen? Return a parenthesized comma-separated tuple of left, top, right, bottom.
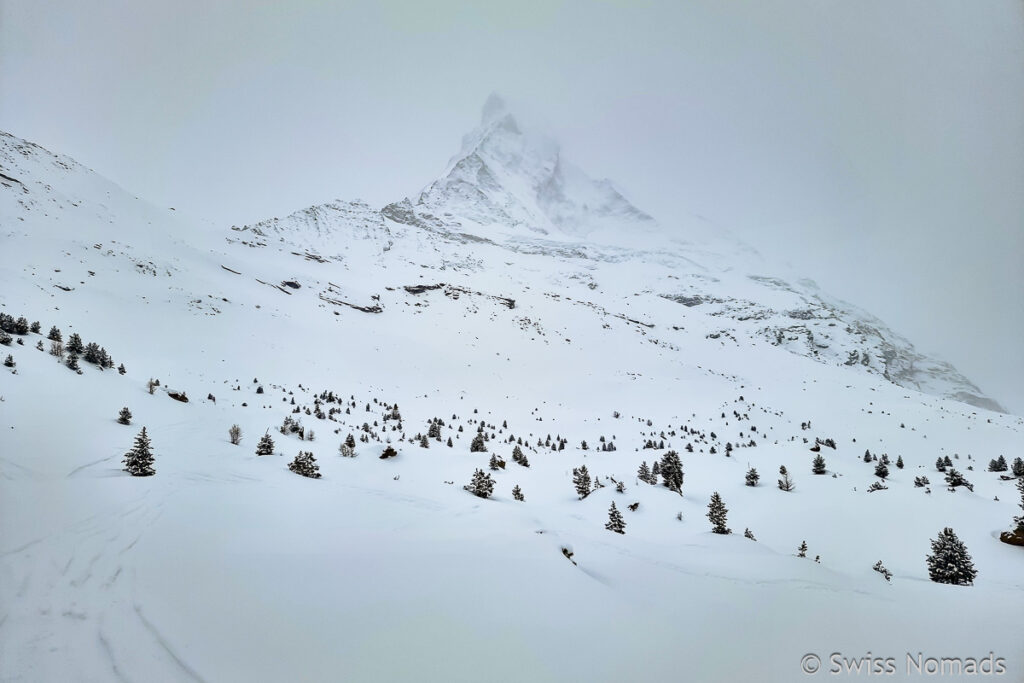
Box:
(2, 0, 1022, 413)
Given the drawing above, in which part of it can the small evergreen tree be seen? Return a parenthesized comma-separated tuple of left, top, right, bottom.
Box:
(289, 451, 321, 478)
(873, 560, 893, 582)
(936, 456, 946, 472)
(797, 541, 808, 558)
(117, 407, 132, 425)
(512, 484, 524, 501)
(30, 321, 40, 334)
(229, 424, 242, 445)
(256, 432, 275, 456)
(615, 480, 626, 493)
(573, 465, 592, 499)
(47, 326, 62, 342)
(488, 454, 501, 471)
(745, 467, 760, 487)
(380, 445, 398, 459)
(83, 342, 102, 365)
(944, 468, 974, 492)
(744, 528, 756, 541)
(122, 427, 155, 476)
(874, 460, 889, 480)
(3, 354, 13, 368)
(896, 455, 904, 469)
(470, 433, 487, 452)
(638, 461, 652, 484)
(66, 333, 84, 355)
(988, 455, 1008, 473)
(118, 363, 126, 375)
(914, 475, 930, 487)
(464, 468, 494, 499)
(0, 330, 11, 347)
(926, 527, 977, 586)
(812, 454, 826, 475)
(1012, 457, 1024, 478)
(707, 492, 731, 534)
(659, 450, 684, 495)
(65, 352, 80, 372)
(605, 501, 626, 534)
(778, 465, 794, 491)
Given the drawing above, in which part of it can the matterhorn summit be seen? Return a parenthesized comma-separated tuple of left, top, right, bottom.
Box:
(384, 94, 671, 249)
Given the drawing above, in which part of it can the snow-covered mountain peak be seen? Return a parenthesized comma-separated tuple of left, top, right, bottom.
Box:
(385, 96, 661, 249)
(480, 92, 510, 125)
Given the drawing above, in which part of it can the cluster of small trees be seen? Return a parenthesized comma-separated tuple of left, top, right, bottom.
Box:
(48, 329, 118, 373)
(0, 314, 35, 337)
(511, 444, 529, 467)
(470, 432, 488, 452)
(988, 456, 1024, 477)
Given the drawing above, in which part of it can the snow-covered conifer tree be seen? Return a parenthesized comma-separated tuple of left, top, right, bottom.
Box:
(707, 492, 731, 534)
(123, 427, 155, 476)
(605, 501, 626, 534)
(926, 527, 977, 586)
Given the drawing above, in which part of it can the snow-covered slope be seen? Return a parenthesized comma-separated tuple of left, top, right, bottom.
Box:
(1, 114, 1022, 683)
